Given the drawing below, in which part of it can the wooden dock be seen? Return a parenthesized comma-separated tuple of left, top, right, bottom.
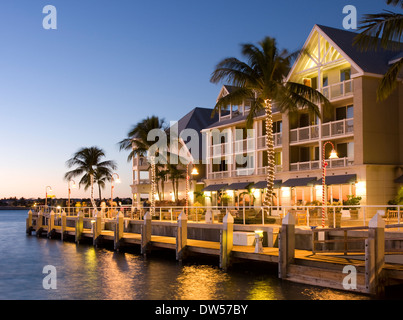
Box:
(26, 209, 403, 297)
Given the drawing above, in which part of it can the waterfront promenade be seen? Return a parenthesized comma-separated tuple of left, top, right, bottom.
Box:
(26, 205, 403, 297)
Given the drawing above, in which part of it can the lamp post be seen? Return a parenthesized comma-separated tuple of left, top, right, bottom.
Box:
(185, 164, 199, 215)
(45, 186, 53, 208)
(110, 173, 121, 208)
(68, 179, 76, 215)
(321, 141, 338, 227)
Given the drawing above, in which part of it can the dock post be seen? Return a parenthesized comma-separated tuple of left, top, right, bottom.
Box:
(219, 212, 233, 271)
(278, 213, 295, 279)
(365, 213, 385, 296)
(61, 210, 67, 241)
(75, 211, 84, 244)
(93, 212, 102, 247)
(114, 211, 124, 251)
(176, 211, 187, 261)
(47, 210, 55, 238)
(141, 211, 152, 255)
(26, 210, 33, 235)
(36, 210, 44, 237)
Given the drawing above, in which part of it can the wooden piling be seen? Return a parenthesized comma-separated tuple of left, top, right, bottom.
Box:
(176, 212, 187, 261)
(93, 212, 102, 247)
(48, 210, 55, 238)
(75, 211, 84, 243)
(114, 211, 124, 251)
(61, 210, 67, 241)
(141, 211, 152, 255)
(219, 212, 233, 271)
(278, 213, 295, 279)
(26, 210, 33, 235)
(365, 213, 385, 296)
(36, 211, 44, 237)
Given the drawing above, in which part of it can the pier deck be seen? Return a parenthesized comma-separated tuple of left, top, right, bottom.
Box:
(26, 209, 403, 296)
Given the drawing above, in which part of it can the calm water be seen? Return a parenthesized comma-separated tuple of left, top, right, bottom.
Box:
(0, 210, 370, 300)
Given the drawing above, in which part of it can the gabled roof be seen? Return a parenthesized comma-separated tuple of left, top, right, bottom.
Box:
(169, 107, 219, 161)
(287, 24, 403, 81)
(316, 24, 402, 76)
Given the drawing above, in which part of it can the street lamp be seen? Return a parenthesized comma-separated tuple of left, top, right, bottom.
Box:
(110, 173, 121, 207)
(45, 186, 53, 208)
(68, 179, 76, 215)
(322, 141, 338, 227)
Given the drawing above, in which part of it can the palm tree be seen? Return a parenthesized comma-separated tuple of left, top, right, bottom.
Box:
(65, 146, 117, 209)
(210, 36, 330, 207)
(353, 0, 403, 101)
(167, 164, 185, 203)
(118, 116, 167, 211)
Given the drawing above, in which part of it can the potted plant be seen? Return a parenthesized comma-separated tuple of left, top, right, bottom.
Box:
(344, 195, 362, 220)
(306, 200, 322, 218)
(327, 201, 342, 228)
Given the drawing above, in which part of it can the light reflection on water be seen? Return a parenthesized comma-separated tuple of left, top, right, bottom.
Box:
(0, 211, 372, 300)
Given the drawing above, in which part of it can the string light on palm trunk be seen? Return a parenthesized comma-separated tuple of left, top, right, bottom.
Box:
(264, 99, 275, 208)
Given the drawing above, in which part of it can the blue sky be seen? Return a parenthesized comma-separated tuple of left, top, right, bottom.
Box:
(0, 0, 393, 199)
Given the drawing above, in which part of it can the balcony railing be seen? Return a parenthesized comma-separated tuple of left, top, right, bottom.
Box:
(322, 79, 353, 101)
(290, 157, 353, 171)
(208, 165, 283, 179)
(257, 133, 282, 149)
(322, 118, 354, 138)
(290, 125, 319, 143)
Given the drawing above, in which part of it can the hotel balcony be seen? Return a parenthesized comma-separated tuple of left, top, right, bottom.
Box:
(209, 133, 282, 158)
(133, 156, 149, 169)
(290, 156, 353, 172)
(207, 165, 282, 179)
(321, 79, 353, 101)
(290, 118, 353, 144)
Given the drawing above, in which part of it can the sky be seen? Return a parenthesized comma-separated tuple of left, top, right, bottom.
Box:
(0, 0, 394, 199)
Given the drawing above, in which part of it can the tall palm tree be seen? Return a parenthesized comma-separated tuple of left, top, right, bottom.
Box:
(210, 37, 330, 207)
(353, 0, 403, 101)
(65, 146, 117, 208)
(118, 116, 167, 211)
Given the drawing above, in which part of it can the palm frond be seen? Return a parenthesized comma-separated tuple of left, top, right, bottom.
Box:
(377, 57, 403, 100)
(354, 10, 403, 51)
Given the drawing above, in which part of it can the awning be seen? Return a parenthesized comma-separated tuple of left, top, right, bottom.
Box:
(224, 182, 251, 190)
(282, 177, 317, 187)
(251, 180, 282, 189)
(314, 174, 357, 185)
(395, 175, 403, 183)
(202, 184, 228, 192)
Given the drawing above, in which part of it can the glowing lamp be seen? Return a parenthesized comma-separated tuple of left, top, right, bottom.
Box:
(191, 168, 199, 175)
(329, 149, 339, 159)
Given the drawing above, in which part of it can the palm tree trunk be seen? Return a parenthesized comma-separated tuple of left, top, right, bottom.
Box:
(98, 184, 102, 201)
(90, 173, 97, 209)
(264, 99, 275, 208)
(150, 156, 156, 215)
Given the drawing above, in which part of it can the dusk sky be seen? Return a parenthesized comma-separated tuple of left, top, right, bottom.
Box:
(0, 0, 392, 199)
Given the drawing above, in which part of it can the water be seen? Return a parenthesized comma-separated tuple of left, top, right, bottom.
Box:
(0, 210, 370, 300)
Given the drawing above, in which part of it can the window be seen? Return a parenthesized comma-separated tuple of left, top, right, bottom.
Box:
(299, 113, 309, 127)
(336, 143, 348, 158)
(340, 68, 351, 82)
(272, 120, 282, 133)
(336, 105, 354, 120)
(323, 75, 328, 87)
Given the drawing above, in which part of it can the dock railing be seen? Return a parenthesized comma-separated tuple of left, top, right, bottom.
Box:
(30, 204, 402, 228)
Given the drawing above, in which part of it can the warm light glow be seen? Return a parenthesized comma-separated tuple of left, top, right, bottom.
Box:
(281, 187, 291, 198)
(355, 181, 366, 198)
(191, 168, 199, 175)
(226, 190, 234, 197)
(329, 149, 339, 159)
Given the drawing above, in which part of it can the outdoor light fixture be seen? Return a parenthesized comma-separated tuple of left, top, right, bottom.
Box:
(322, 141, 338, 228)
(68, 179, 76, 215)
(111, 173, 120, 207)
(191, 167, 199, 175)
(45, 186, 53, 207)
